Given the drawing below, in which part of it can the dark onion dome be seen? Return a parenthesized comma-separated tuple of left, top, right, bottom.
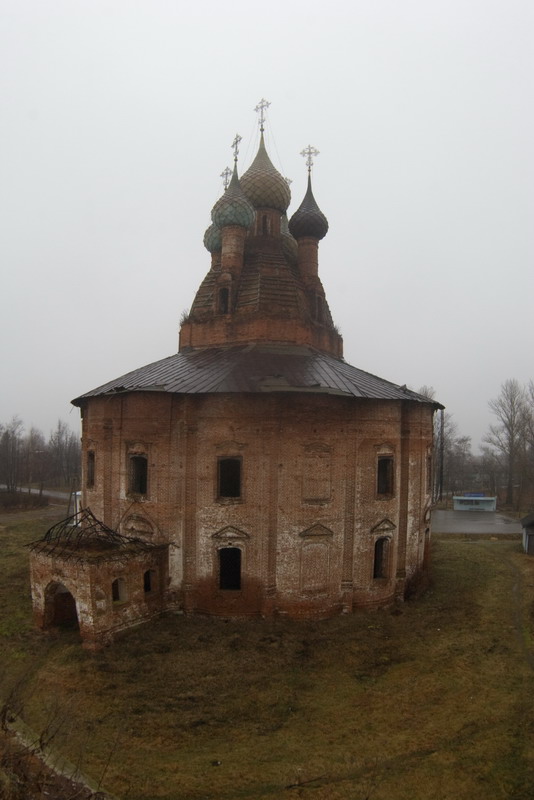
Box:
(211, 164, 255, 229)
(240, 133, 291, 213)
(203, 222, 222, 253)
(280, 214, 298, 264)
(288, 175, 329, 240)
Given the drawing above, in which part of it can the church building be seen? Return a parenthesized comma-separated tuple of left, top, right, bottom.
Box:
(29, 102, 440, 649)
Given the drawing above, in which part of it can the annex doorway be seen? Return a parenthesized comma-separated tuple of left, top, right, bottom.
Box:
(44, 582, 79, 629)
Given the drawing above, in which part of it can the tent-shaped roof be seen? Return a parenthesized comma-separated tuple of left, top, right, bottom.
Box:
(28, 508, 166, 563)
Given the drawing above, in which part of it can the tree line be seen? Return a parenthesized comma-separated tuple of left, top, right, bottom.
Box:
(424, 379, 534, 512)
(0, 418, 80, 492)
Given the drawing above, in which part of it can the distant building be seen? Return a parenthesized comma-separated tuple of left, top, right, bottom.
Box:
(453, 495, 497, 511)
(29, 107, 441, 648)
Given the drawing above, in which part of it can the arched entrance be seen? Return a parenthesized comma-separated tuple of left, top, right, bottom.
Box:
(43, 582, 79, 630)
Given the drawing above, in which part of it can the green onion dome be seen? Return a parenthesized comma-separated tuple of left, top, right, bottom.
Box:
(240, 134, 291, 213)
(280, 214, 298, 264)
(288, 175, 329, 240)
(211, 165, 255, 230)
(203, 222, 222, 253)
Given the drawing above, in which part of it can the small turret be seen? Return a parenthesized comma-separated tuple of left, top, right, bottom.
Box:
(210, 136, 254, 279)
(289, 145, 328, 281)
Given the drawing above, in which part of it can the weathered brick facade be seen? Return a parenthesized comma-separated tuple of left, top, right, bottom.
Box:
(29, 122, 438, 647)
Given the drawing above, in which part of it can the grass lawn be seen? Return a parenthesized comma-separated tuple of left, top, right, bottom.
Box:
(1, 509, 533, 799)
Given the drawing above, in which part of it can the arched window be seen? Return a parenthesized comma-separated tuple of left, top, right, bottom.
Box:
(373, 538, 389, 579)
(219, 547, 242, 590)
(143, 569, 156, 593)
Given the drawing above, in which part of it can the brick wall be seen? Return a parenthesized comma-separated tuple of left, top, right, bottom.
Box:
(78, 390, 433, 622)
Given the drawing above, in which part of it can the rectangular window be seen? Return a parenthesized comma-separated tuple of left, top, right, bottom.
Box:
(86, 451, 95, 488)
(112, 577, 127, 603)
(129, 455, 148, 495)
(427, 455, 432, 493)
(377, 456, 394, 496)
(373, 538, 389, 579)
(218, 457, 241, 499)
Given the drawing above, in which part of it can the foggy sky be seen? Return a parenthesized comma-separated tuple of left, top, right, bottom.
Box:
(1, 0, 532, 452)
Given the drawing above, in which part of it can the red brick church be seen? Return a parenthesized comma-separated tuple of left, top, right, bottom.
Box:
(29, 103, 440, 648)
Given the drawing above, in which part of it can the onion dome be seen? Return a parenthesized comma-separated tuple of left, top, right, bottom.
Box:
(240, 134, 291, 213)
(288, 175, 329, 240)
(203, 222, 222, 253)
(211, 164, 255, 230)
(280, 214, 298, 264)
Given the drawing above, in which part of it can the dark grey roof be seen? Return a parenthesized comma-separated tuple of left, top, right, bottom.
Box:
(72, 345, 443, 407)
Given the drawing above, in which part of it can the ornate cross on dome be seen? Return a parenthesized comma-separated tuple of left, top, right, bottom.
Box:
(300, 145, 320, 173)
(220, 166, 232, 190)
(254, 98, 271, 132)
(232, 133, 242, 163)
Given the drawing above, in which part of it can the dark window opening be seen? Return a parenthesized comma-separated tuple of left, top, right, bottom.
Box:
(112, 578, 127, 603)
(143, 569, 155, 593)
(218, 457, 241, 499)
(219, 547, 242, 590)
(87, 451, 95, 488)
(218, 287, 229, 314)
(129, 455, 148, 495)
(373, 538, 388, 579)
(427, 456, 432, 493)
(262, 214, 269, 235)
(377, 456, 394, 495)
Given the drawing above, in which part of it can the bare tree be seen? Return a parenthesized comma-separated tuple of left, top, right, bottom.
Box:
(21, 427, 47, 488)
(47, 420, 81, 488)
(484, 379, 529, 508)
(0, 417, 24, 492)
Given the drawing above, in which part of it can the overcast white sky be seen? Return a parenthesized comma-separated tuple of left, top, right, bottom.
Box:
(1, 0, 532, 452)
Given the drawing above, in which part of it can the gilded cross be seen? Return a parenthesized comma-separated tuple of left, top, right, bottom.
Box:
(254, 98, 271, 132)
(220, 166, 232, 190)
(300, 145, 320, 173)
(231, 133, 242, 162)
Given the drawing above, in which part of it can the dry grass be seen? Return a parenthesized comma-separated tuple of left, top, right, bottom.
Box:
(1, 510, 534, 799)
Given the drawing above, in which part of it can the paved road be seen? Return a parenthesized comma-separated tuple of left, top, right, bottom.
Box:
(432, 509, 522, 535)
(0, 484, 70, 501)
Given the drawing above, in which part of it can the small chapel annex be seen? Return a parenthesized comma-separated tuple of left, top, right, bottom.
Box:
(29, 103, 441, 649)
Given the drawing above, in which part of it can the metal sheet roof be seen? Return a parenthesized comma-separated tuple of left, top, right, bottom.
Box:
(72, 345, 442, 407)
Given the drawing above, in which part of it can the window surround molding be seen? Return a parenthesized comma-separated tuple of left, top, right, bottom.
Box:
(211, 525, 250, 545)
